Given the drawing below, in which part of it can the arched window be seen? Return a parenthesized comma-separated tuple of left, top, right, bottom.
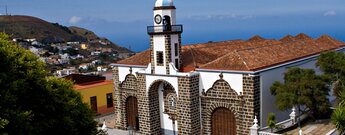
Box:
(168, 95, 176, 110)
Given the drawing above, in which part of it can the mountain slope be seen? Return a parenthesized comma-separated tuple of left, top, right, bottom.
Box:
(0, 15, 82, 43)
(69, 26, 130, 53)
(0, 15, 131, 53)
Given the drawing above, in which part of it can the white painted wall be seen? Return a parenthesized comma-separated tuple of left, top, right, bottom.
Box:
(259, 58, 320, 127)
(152, 33, 180, 75)
(118, 66, 146, 82)
(199, 71, 243, 95)
(157, 83, 178, 135)
(153, 35, 167, 75)
(145, 75, 179, 96)
(170, 34, 179, 69)
(153, 9, 176, 26)
(152, 6, 179, 77)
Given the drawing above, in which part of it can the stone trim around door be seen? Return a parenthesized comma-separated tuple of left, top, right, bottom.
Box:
(201, 78, 244, 135)
(114, 73, 139, 130)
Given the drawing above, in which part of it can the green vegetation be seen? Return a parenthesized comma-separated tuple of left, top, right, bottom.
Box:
(270, 51, 345, 133)
(331, 93, 345, 134)
(0, 33, 97, 134)
(317, 51, 345, 101)
(270, 67, 330, 119)
(52, 22, 72, 34)
(317, 51, 345, 134)
(267, 112, 277, 132)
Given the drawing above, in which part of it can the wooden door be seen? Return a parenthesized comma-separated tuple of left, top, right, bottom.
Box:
(126, 96, 139, 130)
(211, 107, 236, 135)
(90, 96, 97, 113)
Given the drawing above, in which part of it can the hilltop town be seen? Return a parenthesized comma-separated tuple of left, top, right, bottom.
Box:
(0, 15, 134, 76)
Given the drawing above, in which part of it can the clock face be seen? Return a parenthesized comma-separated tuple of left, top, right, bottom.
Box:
(155, 15, 162, 24)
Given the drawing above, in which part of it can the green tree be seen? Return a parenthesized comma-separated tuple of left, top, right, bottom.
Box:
(0, 33, 97, 135)
(0, 118, 9, 129)
(267, 112, 277, 133)
(317, 52, 345, 78)
(270, 67, 330, 119)
(317, 52, 345, 133)
(317, 51, 345, 102)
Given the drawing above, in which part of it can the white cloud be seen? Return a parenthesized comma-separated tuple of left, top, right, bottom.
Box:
(323, 10, 336, 16)
(68, 16, 82, 24)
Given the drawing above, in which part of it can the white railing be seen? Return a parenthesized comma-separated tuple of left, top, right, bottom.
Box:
(258, 131, 282, 135)
(260, 118, 293, 132)
(325, 129, 339, 135)
(260, 113, 308, 133)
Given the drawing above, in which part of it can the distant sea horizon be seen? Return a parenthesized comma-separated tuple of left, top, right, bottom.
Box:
(108, 32, 345, 53)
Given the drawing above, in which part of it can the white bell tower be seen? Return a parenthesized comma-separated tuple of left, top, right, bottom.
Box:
(148, 0, 183, 75)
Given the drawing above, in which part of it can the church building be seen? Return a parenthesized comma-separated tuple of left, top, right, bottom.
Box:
(112, 0, 345, 134)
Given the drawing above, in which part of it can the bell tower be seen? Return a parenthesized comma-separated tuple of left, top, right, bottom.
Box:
(147, 0, 183, 75)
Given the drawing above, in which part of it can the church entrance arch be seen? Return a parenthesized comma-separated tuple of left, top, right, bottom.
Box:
(211, 107, 236, 135)
(126, 96, 139, 130)
(148, 80, 177, 135)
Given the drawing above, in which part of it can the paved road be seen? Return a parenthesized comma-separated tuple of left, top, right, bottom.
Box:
(96, 113, 141, 135)
(284, 119, 335, 135)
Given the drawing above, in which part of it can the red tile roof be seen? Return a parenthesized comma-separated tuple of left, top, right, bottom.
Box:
(74, 80, 113, 90)
(117, 34, 345, 72)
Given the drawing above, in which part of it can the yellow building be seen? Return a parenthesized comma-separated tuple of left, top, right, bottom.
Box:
(65, 74, 114, 115)
(81, 44, 88, 50)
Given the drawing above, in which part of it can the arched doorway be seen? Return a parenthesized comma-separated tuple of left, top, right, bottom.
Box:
(148, 80, 177, 135)
(126, 96, 139, 130)
(211, 107, 236, 135)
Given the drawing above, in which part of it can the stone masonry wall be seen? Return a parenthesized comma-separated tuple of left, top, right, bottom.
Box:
(114, 69, 139, 130)
(242, 74, 260, 134)
(113, 67, 124, 129)
(165, 35, 171, 74)
(150, 35, 155, 74)
(200, 74, 260, 135)
(253, 75, 260, 125)
(137, 75, 163, 135)
(201, 76, 243, 134)
(178, 34, 182, 70)
(177, 75, 201, 134)
(120, 74, 138, 129)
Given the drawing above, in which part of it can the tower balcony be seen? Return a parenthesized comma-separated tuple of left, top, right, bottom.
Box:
(147, 25, 183, 35)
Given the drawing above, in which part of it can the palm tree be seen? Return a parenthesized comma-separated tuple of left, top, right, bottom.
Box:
(332, 90, 345, 134)
(267, 112, 277, 133)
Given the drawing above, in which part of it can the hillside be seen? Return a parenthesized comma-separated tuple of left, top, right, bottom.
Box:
(69, 26, 130, 53)
(0, 15, 131, 53)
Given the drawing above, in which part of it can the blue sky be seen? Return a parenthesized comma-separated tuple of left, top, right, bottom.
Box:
(1, 0, 345, 52)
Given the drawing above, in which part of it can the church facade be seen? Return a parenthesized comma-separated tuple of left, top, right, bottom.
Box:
(112, 0, 345, 134)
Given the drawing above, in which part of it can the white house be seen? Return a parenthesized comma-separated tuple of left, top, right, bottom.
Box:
(111, 0, 345, 135)
(55, 67, 77, 77)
